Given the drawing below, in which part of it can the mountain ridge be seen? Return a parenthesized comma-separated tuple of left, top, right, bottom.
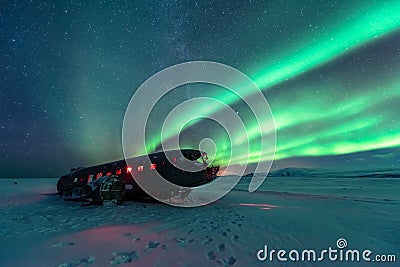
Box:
(242, 167, 400, 178)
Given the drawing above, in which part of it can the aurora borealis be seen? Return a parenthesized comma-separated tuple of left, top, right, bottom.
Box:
(1, 0, 400, 177)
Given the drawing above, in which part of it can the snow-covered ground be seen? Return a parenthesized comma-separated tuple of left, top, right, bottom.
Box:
(0, 174, 399, 267)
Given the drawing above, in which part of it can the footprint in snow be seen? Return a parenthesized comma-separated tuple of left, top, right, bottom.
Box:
(231, 234, 239, 242)
(203, 238, 213, 244)
(131, 237, 141, 243)
(57, 256, 95, 267)
(52, 240, 75, 247)
(206, 250, 216, 260)
(110, 251, 138, 265)
(146, 241, 159, 249)
(224, 256, 237, 265)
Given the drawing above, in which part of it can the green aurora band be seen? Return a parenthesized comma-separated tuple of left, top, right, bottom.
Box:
(144, 1, 400, 167)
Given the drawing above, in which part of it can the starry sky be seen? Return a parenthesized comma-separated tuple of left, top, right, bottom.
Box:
(1, 0, 400, 177)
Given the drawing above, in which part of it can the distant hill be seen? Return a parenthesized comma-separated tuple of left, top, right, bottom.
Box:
(242, 167, 400, 178)
(269, 168, 320, 177)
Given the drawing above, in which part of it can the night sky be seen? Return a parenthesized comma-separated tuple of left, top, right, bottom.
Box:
(1, 1, 400, 177)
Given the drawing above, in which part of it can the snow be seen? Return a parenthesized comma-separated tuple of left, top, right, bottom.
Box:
(0, 174, 399, 266)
